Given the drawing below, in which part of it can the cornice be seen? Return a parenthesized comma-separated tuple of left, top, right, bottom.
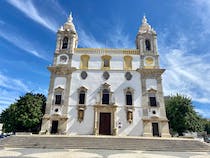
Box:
(142, 117, 168, 122)
(136, 68, 165, 75)
(48, 65, 76, 75)
(74, 48, 140, 55)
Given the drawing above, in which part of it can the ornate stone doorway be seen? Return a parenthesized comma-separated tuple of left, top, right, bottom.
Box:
(99, 112, 111, 135)
(93, 105, 117, 135)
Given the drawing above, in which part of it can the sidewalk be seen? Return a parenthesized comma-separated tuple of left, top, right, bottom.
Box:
(0, 148, 209, 158)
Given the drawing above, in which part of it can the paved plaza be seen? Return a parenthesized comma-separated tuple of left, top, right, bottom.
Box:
(0, 148, 209, 158)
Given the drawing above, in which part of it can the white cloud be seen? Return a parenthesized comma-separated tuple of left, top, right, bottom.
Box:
(0, 72, 29, 92)
(107, 25, 133, 48)
(195, 108, 210, 118)
(0, 30, 47, 60)
(0, 73, 30, 113)
(159, 33, 210, 105)
(78, 27, 105, 48)
(0, 72, 48, 113)
(7, 0, 58, 32)
(192, 0, 210, 35)
(78, 25, 133, 48)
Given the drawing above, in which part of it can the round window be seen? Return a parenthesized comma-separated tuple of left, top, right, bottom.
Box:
(81, 71, 88, 79)
(125, 72, 132, 80)
(55, 108, 59, 112)
(103, 71, 110, 80)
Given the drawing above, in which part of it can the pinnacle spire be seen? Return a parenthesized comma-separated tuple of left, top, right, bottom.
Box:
(62, 11, 77, 33)
(138, 16, 156, 34)
(142, 15, 147, 24)
(68, 12, 73, 23)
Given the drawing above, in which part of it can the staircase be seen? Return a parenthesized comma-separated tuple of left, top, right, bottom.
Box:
(0, 135, 209, 151)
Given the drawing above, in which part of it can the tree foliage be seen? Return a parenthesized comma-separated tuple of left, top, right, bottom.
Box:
(204, 120, 210, 134)
(0, 93, 46, 133)
(165, 94, 205, 135)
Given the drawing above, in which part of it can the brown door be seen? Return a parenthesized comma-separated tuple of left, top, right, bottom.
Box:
(51, 120, 58, 134)
(99, 113, 111, 135)
(152, 123, 159, 136)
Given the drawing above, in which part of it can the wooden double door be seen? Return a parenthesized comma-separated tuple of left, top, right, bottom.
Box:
(99, 113, 111, 135)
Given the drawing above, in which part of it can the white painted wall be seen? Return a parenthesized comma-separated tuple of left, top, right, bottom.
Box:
(54, 77, 66, 89)
(146, 79, 157, 90)
(67, 70, 143, 136)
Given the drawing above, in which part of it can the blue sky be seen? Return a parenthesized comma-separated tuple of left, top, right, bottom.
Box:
(0, 0, 210, 118)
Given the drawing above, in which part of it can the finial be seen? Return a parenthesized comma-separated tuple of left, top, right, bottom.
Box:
(68, 12, 73, 22)
(142, 15, 147, 24)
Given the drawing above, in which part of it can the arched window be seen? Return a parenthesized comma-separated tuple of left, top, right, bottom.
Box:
(126, 91, 133, 105)
(102, 89, 110, 104)
(80, 55, 90, 69)
(79, 90, 86, 104)
(145, 39, 151, 51)
(62, 37, 68, 49)
(124, 56, 132, 70)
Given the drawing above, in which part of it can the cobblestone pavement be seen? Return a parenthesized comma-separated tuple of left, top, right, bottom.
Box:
(0, 148, 209, 158)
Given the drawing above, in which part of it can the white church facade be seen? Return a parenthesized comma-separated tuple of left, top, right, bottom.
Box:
(40, 14, 170, 137)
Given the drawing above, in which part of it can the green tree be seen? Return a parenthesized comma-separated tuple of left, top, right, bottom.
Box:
(165, 94, 205, 136)
(0, 93, 46, 133)
(204, 120, 210, 134)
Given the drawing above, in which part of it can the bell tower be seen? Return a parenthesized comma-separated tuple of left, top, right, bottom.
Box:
(136, 16, 171, 137)
(55, 13, 78, 55)
(136, 16, 159, 69)
(40, 13, 78, 135)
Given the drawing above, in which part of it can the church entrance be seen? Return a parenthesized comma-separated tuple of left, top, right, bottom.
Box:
(152, 123, 159, 136)
(99, 113, 111, 135)
(51, 120, 58, 134)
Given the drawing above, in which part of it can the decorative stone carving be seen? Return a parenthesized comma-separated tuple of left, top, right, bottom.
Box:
(77, 105, 86, 122)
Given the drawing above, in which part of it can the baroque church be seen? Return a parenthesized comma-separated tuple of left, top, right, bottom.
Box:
(40, 13, 170, 137)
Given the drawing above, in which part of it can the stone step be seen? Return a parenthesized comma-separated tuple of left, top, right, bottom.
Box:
(0, 135, 209, 151)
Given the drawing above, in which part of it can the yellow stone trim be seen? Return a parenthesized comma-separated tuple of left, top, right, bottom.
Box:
(74, 48, 140, 55)
(101, 55, 111, 70)
(124, 56, 133, 70)
(80, 55, 90, 69)
(136, 68, 165, 75)
(144, 66, 155, 69)
(145, 57, 154, 65)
